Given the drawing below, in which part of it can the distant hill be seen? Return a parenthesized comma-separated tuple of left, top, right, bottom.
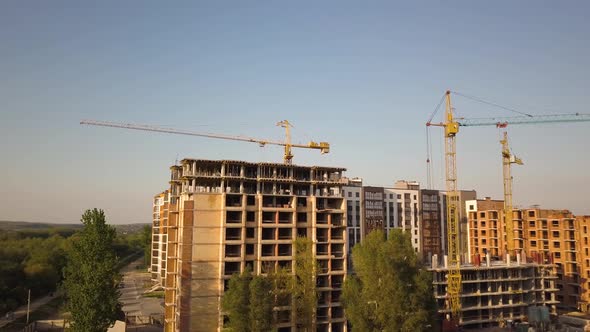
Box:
(0, 220, 150, 234)
(0, 220, 83, 231)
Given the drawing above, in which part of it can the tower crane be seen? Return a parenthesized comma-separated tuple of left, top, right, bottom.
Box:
(80, 119, 330, 165)
(427, 90, 590, 322)
(500, 132, 523, 257)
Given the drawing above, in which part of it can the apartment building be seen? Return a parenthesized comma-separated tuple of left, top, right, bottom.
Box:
(466, 198, 580, 310)
(421, 189, 442, 260)
(430, 253, 558, 328)
(440, 190, 477, 258)
(343, 178, 362, 269)
(576, 216, 590, 312)
(151, 190, 169, 283)
(392, 181, 421, 252)
(342, 180, 421, 255)
(160, 159, 347, 332)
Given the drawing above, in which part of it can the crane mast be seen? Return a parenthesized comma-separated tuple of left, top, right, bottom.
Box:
(80, 119, 330, 164)
(443, 91, 463, 320)
(277, 120, 294, 165)
(500, 132, 523, 257)
(427, 90, 462, 320)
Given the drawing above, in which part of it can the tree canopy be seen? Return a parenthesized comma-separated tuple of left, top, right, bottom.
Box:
(63, 209, 121, 332)
(342, 229, 436, 332)
(222, 268, 274, 332)
(292, 236, 317, 331)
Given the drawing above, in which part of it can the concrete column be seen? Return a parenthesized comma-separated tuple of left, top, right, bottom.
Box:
(516, 251, 521, 265)
(444, 255, 448, 268)
(432, 254, 438, 269)
(506, 254, 511, 266)
(486, 253, 491, 267)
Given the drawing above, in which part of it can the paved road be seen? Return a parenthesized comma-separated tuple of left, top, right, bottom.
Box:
(0, 292, 59, 329)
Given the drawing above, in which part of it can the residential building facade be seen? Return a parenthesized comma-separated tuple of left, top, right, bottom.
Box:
(151, 190, 169, 283)
(160, 159, 347, 332)
(466, 198, 580, 310)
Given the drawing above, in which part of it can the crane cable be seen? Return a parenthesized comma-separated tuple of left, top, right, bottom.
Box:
(426, 93, 447, 189)
(451, 91, 534, 117)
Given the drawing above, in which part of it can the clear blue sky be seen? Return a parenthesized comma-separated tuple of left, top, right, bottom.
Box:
(1, 1, 589, 223)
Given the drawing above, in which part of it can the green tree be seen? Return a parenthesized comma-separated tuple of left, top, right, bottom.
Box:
(293, 236, 317, 331)
(342, 229, 436, 332)
(63, 209, 120, 332)
(249, 275, 273, 332)
(222, 269, 252, 332)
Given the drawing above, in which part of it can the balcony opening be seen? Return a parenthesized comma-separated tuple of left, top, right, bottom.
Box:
(246, 211, 255, 223)
(278, 244, 292, 256)
(225, 228, 241, 241)
(331, 244, 344, 257)
(317, 229, 328, 242)
(278, 212, 292, 224)
(297, 212, 307, 223)
(296, 197, 308, 208)
(246, 244, 255, 256)
(317, 276, 329, 288)
(262, 211, 275, 223)
(332, 275, 344, 288)
(262, 228, 275, 240)
(246, 227, 255, 239)
(262, 244, 275, 257)
(244, 166, 257, 178)
(332, 306, 343, 318)
(332, 259, 344, 271)
(277, 196, 291, 207)
(246, 195, 256, 206)
(224, 262, 240, 276)
(293, 169, 310, 181)
(278, 228, 292, 240)
(318, 260, 329, 274)
(332, 229, 344, 240)
(226, 211, 242, 224)
(297, 228, 308, 237)
(332, 214, 343, 227)
(225, 245, 241, 258)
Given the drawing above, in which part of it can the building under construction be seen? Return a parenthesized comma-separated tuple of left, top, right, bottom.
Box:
(430, 252, 558, 329)
(158, 158, 347, 332)
(466, 198, 581, 311)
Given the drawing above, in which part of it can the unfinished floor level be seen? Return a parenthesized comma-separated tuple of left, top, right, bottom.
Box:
(430, 254, 558, 329)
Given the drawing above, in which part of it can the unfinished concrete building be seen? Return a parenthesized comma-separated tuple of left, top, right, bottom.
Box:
(466, 198, 581, 310)
(151, 190, 169, 283)
(161, 159, 347, 332)
(576, 215, 590, 312)
(430, 254, 558, 328)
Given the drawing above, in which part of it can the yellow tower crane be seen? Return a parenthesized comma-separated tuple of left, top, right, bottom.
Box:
(427, 91, 590, 322)
(500, 131, 523, 257)
(80, 119, 329, 164)
(427, 91, 462, 320)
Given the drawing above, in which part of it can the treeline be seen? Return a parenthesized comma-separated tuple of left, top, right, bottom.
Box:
(0, 225, 151, 315)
